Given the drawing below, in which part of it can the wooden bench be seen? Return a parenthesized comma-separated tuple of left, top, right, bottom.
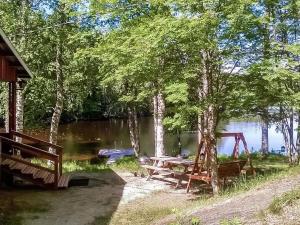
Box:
(186, 160, 247, 192)
(142, 165, 172, 180)
(218, 160, 247, 179)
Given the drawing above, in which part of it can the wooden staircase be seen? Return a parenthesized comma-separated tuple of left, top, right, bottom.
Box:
(0, 131, 69, 189)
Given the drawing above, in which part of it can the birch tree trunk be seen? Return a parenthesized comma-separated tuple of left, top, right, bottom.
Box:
(16, 82, 24, 142)
(295, 113, 300, 165)
(153, 92, 165, 157)
(15, 0, 29, 142)
(49, 5, 65, 153)
(49, 41, 64, 152)
(199, 50, 220, 195)
(281, 110, 297, 165)
(128, 106, 140, 157)
(261, 117, 269, 155)
(5, 84, 9, 133)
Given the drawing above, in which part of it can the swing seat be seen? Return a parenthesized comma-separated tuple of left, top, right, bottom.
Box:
(188, 171, 211, 184)
(218, 160, 247, 179)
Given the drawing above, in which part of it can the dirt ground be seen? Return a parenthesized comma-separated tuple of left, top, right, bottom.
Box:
(1, 170, 300, 225)
(1, 170, 186, 225)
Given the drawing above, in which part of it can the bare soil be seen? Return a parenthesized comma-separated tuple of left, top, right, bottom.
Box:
(1, 170, 176, 225)
(2, 170, 300, 225)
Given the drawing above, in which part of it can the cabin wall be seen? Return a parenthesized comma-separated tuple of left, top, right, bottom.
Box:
(0, 56, 16, 82)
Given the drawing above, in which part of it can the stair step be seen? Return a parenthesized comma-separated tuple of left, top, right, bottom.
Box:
(33, 169, 49, 179)
(21, 165, 30, 173)
(58, 175, 70, 188)
(1, 154, 68, 189)
(45, 174, 55, 184)
(2, 159, 14, 166)
(22, 166, 35, 174)
(10, 162, 26, 170)
(8, 161, 18, 169)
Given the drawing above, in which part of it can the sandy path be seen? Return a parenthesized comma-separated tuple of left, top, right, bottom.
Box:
(17, 171, 171, 225)
(155, 174, 300, 225)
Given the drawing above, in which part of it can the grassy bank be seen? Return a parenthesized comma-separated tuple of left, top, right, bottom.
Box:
(2, 153, 299, 225)
(107, 154, 300, 225)
(268, 188, 300, 214)
(62, 156, 141, 173)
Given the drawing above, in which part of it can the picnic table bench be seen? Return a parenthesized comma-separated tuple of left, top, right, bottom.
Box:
(142, 156, 195, 187)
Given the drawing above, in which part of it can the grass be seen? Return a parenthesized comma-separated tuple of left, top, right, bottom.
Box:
(268, 188, 300, 214)
(107, 206, 173, 225)
(31, 156, 142, 173)
(74, 153, 299, 225)
(63, 156, 142, 173)
(220, 217, 244, 225)
(114, 153, 300, 225)
(4, 153, 300, 225)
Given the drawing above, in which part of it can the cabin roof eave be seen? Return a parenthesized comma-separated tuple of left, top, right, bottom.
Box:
(0, 27, 33, 79)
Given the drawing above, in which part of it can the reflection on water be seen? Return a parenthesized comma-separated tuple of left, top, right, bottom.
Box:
(26, 117, 294, 161)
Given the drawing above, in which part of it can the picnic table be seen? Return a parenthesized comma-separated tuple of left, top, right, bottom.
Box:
(142, 156, 195, 188)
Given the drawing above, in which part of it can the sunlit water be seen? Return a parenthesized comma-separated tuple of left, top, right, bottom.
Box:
(24, 117, 297, 161)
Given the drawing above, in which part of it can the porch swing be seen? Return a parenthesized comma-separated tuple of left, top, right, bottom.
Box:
(186, 132, 254, 193)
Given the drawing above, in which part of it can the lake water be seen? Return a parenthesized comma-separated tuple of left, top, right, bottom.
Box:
(25, 117, 294, 161)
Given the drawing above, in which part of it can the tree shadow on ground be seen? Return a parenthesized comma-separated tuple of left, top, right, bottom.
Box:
(0, 169, 126, 225)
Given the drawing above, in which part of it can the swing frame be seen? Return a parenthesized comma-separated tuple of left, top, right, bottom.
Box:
(186, 132, 254, 193)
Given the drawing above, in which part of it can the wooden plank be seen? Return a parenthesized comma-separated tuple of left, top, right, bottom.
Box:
(8, 161, 18, 169)
(1, 167, 53, 189)
(1, 153, 54, 173)
(0, 136, 59, 161)
(45, 174, 54, 184)
(21, 165, 29, 173)
(11, 131, 63, 153)
(33, 169, 45, 179)
(0, 138, 2, 183)
(10, 162, 25, 170)
(29, 167, 39, 175)
(58, 175, 70, 188)
(1, 158, 13, 166)
(150, 156, 178, 162)
(142, 165, 170, 171)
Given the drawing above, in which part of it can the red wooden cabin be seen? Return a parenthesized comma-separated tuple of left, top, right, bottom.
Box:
(0, 28, 69, 188)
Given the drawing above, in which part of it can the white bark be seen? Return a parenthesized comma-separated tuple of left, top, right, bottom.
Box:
(153, 92, 165, 157)
(128, 106, 140, 157)
(296, 113, 300, 164)
(16, 82, 24, 143)
(199, 50, 220, 195)
(49, 10, 64, 153)
(261, 117, 269, 154)
(5, 84, 9, 133)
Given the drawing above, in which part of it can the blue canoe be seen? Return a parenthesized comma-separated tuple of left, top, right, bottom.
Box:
(98, 148, 135, 164)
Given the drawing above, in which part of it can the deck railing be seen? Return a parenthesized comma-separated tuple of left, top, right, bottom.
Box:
(0, 131, 63, 188)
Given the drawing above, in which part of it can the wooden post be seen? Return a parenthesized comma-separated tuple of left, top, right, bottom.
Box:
(0, 138, 2, 184)
(59, 152, 62, 176)
(54, 159, 59, 188)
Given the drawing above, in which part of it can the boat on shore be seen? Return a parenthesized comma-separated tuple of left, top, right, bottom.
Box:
(98, 148, 135, 164)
